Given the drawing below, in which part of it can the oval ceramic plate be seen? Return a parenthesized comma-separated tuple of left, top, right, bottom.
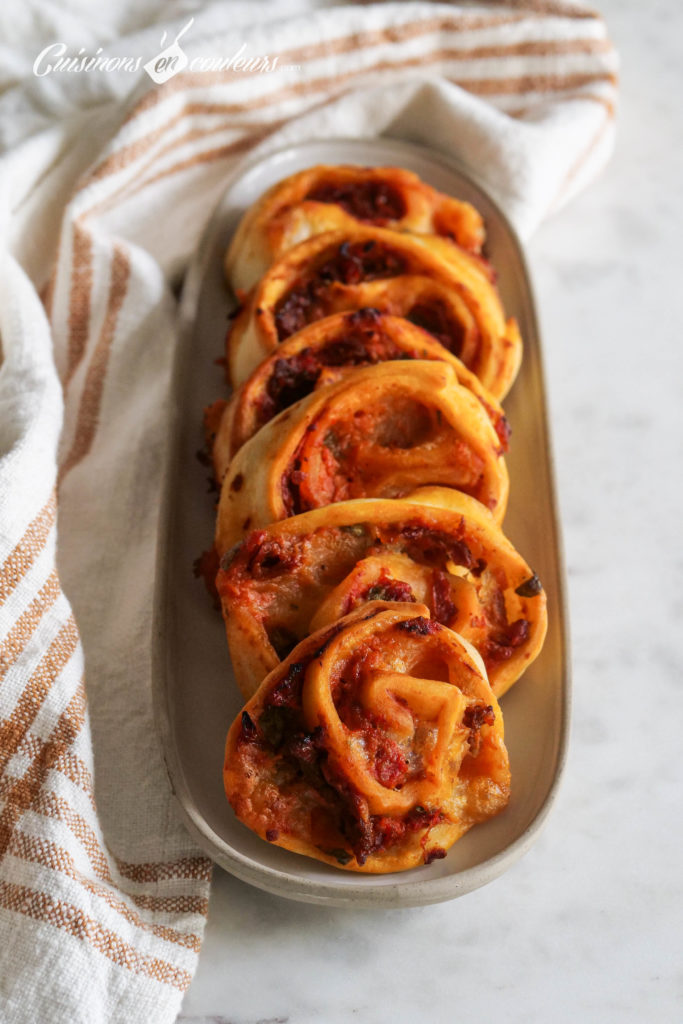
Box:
(152, 137, 570, 908)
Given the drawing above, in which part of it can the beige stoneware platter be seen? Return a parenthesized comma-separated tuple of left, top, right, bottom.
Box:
(152, 137, 570, 908)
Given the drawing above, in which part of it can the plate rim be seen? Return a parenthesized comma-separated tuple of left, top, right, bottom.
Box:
(151, 135, 572, 908)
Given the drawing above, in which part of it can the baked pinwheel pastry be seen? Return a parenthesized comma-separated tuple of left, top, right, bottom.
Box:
(223, 601, 511, 873)
(216, 360, 509, 550)
(210, 308, 510, 468)
(226, 226, 522, 400)
(224, 164, 485, 295)
(216, 488, 547, 701)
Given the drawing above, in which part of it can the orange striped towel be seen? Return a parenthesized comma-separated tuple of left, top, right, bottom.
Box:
(0, 2, 616, 1021)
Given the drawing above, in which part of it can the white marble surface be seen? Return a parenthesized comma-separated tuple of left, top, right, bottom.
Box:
(179, 3, 683, 1021)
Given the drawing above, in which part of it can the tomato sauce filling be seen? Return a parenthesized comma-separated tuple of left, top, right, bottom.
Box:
(406, 300, 468, 359)
(430, 569, 457, 626)
(337, 565, 487, 635)
(378, 521, 481, 572)
(225, 529, 303, 581)
(338, 567, 472, 632)
(340, 570, 417, 617)
(462, 703, 495, 757)
(484, 612, 531, 664)
(274, 241, 408, 340)
(281, 396, 487, 515)
(306, 180, 406, 222)
(331, 659, 412, 791)
(237, 626, 458, 865)
(258, 309, 401, 424)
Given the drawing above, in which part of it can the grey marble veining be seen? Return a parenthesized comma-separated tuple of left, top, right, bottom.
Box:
(179, 2, 683, 1021)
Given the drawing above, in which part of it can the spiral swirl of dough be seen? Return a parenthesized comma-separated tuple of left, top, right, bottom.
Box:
(216, 360, 509, 552)
(223, 602, 511, 873)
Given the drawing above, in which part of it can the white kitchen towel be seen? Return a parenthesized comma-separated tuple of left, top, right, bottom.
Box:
(0, 2, 618, 1022)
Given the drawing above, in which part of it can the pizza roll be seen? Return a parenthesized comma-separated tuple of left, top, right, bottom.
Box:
(216, 488, 547, 700)
(216, 360, 509, 551)
(210, 308, 510, 469)
(226, 226, 522, 400)
(225, 164, 485, 294)
(223, 601, 510, 873)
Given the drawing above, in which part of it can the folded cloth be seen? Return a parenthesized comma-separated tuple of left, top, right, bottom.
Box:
(0, 2, 617, 1022)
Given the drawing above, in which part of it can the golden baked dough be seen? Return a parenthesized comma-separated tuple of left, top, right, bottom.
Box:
(226, 226, 522, 400)
(224, 164, 485, 294)
(215, 360, 509, 551)
(211, 308, 510, 470)
(223, 601, 510, 873)
(216, 487, 547, 700)
(210, 162, 551, 881)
